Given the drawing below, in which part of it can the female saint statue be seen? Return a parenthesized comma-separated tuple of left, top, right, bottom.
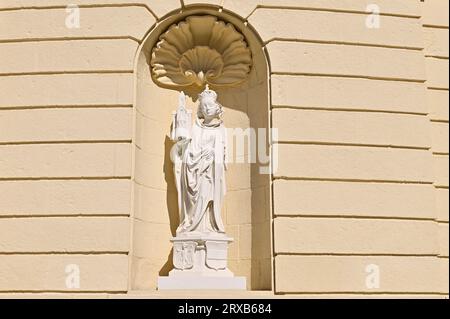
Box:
(171, 86, 227, 236)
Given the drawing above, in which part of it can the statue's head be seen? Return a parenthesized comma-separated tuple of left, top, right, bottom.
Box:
(197, 85, 223, 121)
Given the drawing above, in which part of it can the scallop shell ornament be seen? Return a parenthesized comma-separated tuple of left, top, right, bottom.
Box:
(151, 16, 252, 94)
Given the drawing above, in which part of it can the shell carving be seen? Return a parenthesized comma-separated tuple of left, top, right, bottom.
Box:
(151, 16, 252, 92)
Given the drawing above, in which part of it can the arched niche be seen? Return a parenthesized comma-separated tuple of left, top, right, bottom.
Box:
(130, 7, 272, 291)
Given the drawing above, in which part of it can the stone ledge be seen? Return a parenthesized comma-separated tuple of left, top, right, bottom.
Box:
(157, 276, 246, 290)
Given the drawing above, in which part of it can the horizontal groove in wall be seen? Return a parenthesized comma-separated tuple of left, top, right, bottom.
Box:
(0, 176, 131, 181)
(264, 38, 423, 51)
(424, 55, 449, 60)
(277, 291, 449, 295)
(271, 105, 428, 116)
(273, 177, 434, 185)
(0, 71, 132, 78)
(430, 119, 450, 123)
(271, 72, 426, 83)
(253, 5, 420, 19)
(0, 214, 130, 218)
(275, 141, 430, 151)
(422, 24, 450, 30)
(0, 290, 127, 294)
(274, 214, 436, 222)
(133, 217, 171, 225)
(0, 140, 132, 146)
(433, 152, 450, 156)
(133, 180, 167, 192)
(425, 55, 450, 60)
(0, 104, 133, 111)
(0, 251, 128, 255)
(428, 87, 449, 90)
(0, 3, 157, 19)
(1, 139, 133, 147)
(0, 70, 133, 77)
(275, 253, 439, 257)
(432, 153, 450, 158)
(0, 36, 141, 44)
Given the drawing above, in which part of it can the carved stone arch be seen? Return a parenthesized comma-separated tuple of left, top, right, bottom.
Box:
(130, 5, 272, 291)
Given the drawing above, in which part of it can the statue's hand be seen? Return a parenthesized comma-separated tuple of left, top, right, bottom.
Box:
(174, 107, 191, 140)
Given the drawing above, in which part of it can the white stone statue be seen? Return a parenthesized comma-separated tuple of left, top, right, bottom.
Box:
(158, 86, 246, 290)
(171, 86, 227, 235)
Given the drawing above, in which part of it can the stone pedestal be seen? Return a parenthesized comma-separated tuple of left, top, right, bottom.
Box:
(157, 232, 246, 290)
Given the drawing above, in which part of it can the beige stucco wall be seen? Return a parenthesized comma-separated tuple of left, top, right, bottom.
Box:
(421, 0, 449, 298)
(0, 0, 448, 298)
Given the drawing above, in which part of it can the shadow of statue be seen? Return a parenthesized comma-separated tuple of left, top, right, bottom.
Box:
(158, 134, 180, 276)
(158, 249, 174, 276)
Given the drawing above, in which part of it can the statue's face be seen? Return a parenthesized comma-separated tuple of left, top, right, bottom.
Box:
(200, 99, 220, 120)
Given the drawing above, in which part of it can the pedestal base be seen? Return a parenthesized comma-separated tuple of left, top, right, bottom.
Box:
(158, 276, 246, 290)
(157, 232, 246, 290)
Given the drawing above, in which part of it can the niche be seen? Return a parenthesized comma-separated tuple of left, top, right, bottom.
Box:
(130, 8, 272, 291)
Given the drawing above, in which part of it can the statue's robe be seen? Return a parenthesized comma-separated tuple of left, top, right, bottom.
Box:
(176, 118, 227, 234)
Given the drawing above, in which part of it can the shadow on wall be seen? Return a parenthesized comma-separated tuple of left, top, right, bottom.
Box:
(163, 135, 179, 237)
(130, 6, 272, 291)
(159, 135, 180, 276)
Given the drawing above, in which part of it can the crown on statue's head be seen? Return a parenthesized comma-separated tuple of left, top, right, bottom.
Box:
(198, 84, 217, 103)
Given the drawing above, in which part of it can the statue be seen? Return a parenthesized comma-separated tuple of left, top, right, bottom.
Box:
(171, 86, 227, 235)
(158, 86, 246, 290)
